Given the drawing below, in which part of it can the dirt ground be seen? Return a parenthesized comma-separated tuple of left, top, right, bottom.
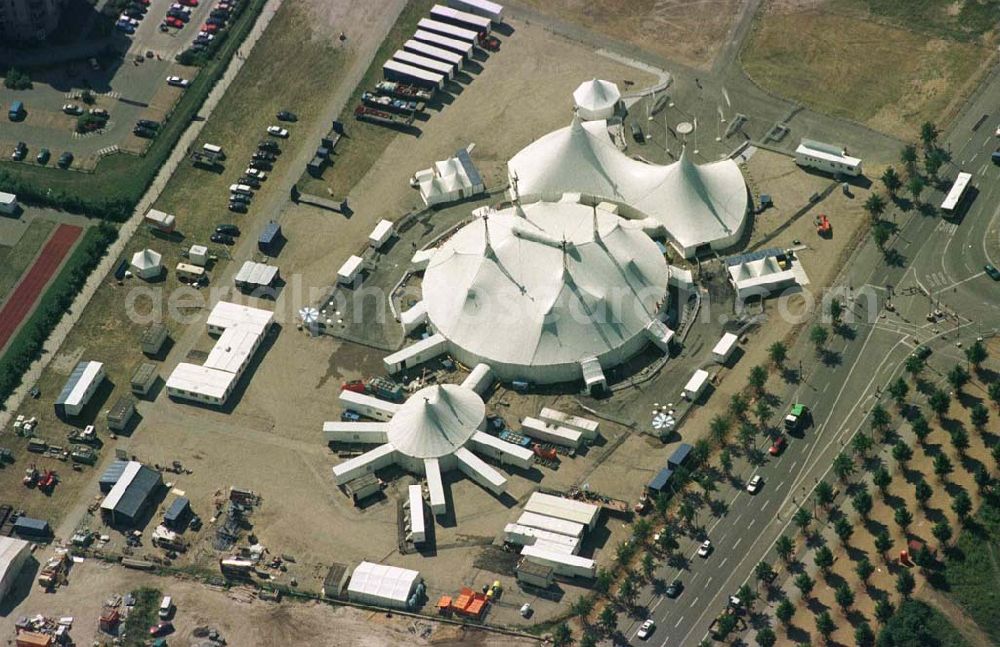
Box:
(742, 1, 993, 139)
(0, 560, 539, 647)
(509, 0, 745, 70)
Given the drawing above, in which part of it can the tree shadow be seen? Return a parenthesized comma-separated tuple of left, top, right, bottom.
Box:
(821, 349, 843, 367)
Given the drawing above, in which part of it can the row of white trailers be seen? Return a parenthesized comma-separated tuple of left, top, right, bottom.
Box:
(510, 493, 599, 579)
(382, 2, 502, 91)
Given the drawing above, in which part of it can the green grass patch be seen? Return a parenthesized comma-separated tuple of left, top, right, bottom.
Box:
(0, 222, 117, 407)
(0, 0, 268, 221)
(942, 493, 1000, 643)
(839, 0, 1000, 43)
(296, 0, 434, 196)
(877, 599, 971, 647)
(0, 219, 56, 299)
(121, 587, 162, 646)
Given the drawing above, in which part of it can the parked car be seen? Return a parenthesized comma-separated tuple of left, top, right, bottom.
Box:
(206, 17, 225, 26)
(36, 148, 50, 164)
(245, 168, 266, 180)
(257, 139, 279, 152)
(137, 119, 160, 129)
(276, 110, 297, 122)
(249, 159, 272, 171)
(169, 3, 192, 11)
(62, 103, 83, 115)
(985, 264, 1000, 281)
(89, 107, 109, 118)
(238, 176, 260, 188)
(746, 475, 763, 494)
(166, 76, 190, 88)
(115, 20, 136, 33)
(12, 141, 27, 161)
(165, 16, 184, 28)
(215, 224, 240, 236)
(149, 622, 174, 637)
(57, 151, 74, 168)
(769, 435, 787, 456)
(251, 150, 275, 161)
(133, 126, 156, 138)
(166, 10, 189, 22)
(178, 0, 197, 5)
(228, 201, 248, 213)
(637, 619, 655, 640)
(266, 126, 288, 138)
(210, 233, 234, 245)
(697, 539, 712, 557)
(201, 23, 219, 33)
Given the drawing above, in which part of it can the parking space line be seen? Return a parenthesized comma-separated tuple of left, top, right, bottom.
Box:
(720, 557, 729, 567)
(689, 596, 700, 608)
(733, 537, 742, 550)
(761, 499, 771, 510)
(675, 616, 685, 628)
(748, 517, 756, 528)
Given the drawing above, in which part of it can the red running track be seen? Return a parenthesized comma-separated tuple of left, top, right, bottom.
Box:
(0, 223, 83, 352)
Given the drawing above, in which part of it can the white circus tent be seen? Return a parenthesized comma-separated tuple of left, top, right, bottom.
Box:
(572, 79, 621, 121)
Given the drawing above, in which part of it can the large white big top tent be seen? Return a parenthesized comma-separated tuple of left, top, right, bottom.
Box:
(414, 199, 670, 384)
(572, 79, 621, 121)
(507, 116, 749, 257)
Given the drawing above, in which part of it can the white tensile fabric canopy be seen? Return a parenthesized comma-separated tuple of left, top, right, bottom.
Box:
(422, 200, 668, 383)
(386, 383, 484, 459)
(572, 79, 621, 121)
(507, 117, 749, 256)
(130, 248, 162, 279)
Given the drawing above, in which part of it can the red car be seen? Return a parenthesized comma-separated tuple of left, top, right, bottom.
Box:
(178, 0, 197, 5)
(165, 16, 184, 28)
(149, 622, 174, 637)
(769, 436, 787, 456)
(201, 22, 218, 32)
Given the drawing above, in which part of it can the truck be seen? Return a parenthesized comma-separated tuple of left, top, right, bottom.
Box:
(375, 80, 434, 102)
(354, 104, 414, 126)
(340, 377, 404, 402)
(67, 425, 98, 445)
(362, 91, 423, 114)
(37, 553, 70, 590)
(70, 445, 97, 464)
(783, 404, 809, 432)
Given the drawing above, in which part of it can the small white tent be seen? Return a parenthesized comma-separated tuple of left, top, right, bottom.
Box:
(572, 79, 621, 121)
(130, 249, 163, 280)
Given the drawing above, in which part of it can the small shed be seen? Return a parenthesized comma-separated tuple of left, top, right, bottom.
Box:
(143, 209, 175, 233)
(163, 496, 191, 529)
(258, 221, 282, 256)
(234, 261, 279, 292)
(55, 361, 105, 418)
(712, 332, 739, 364)
(516, 559, 554, 588)
(322, 562, 350, 599)
(307, 156, 326, 177)
(345, 473, 381, 506)
(140, 323, 168, 355)
(130, 362, 158, 396)
(101, 461, 163, 527)
(667, 442, 693, 468)
(0, 191, 18, 215)
(188, 244, 209, 267)
(682, 369, 709, 401)
(13, 516, 51, 538)
(647, 466, 674, 493)
(369, 219, 395, 249)
(107, 393, 137, 432)
(130, 249, 163, 281)
(337, 255, 365, 286)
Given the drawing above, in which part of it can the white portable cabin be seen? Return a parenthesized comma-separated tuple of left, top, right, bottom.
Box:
(413, 29, 474, 59)
(323, 421, 389, 444)
(504, 524, 580, 554)
(520, 544, 595, 578)
(524, 492, 599, 529)
(455, 446, 506, 495)
(338, 390, 401, 422)
(794, 139, 862, 177)
(407, 485, 426, 544)
(430, 4, 491, 34)
(392, 50, 455, 80)
(446, 0, 503, 23)
(403, 39, 464, 70)
(0, 191, 18, 215)
(337, 255, 365, 286)
(425, 458, 447, 514)
(516, 511, 585, 539)
(332, 444, 398, 484)
(369, 219, 395, 249)
(470, 431, 534, 469)
(0, 537, 31, 603)
(711, 332, 739, 364)
(144, 208, 176, 233)
(175, 262, 205, 282)
(521, 416, 583, 448)
(417, 18, 479, 44)
(461, 363, 494, 396)
(580, 356, 607, 394)
(644, 318, 675, 352)
(54, 361, 106, 418)
(382, 60, 445, 90)
(382, 332, 448, 374)
(188, 244, 209, 267)
(682, 369, 710, 401)
(538, 408, 598, 441)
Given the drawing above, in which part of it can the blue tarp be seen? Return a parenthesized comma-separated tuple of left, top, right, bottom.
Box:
(667, 443, 693, 468)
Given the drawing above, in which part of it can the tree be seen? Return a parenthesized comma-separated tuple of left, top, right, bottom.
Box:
(870, 403, 891, 439)
(815, 481, 835, 510)
(793, 507, 812, 537)
(932, 519, 952, 547)
(965, 340, 987, 369)
(776, 598, 795, 626)
(989, 381, 1000, 410)
(947, 364, 970, 394)
(834, 583, 855, 612)
(756, 627, 777, 647)
(908, 174, 925, 204)
(768, 341, 788, 367)
(994, 443, 1000, 470)
(814, 545, 834, 575)
(755, 560, 775, 588)
(719, 448, 733, 475)
(852, 432, 873, 459)
(881, 166, 902, 196)
(914, 544, 936, 572)
(833, 453, 855, 483)
(863, 193, 886, 221)
(571, 595, 595, 618)
(598, 606, 617, 634)
(736, 583, 755, 613)
(924, 147, 945, 178)
(971, 404, 989, 432)
(974, 464, 992, 493)
(875, 598, 895, 625)
(679, 500, 698, 526)
(888, 377, 909, 408)
(914, 478, 933, 509)
(579, 632, 597, 647)
(553, 623, 572, 647)
(749, 365, 768, 396)
(810, 324, 828, 353)
(929, 389, 950, 419)
(905, 354, 925, 379)
(920, 121, 939, 149)
(633, 517, 652, 543)
(896, 569, 915, 598)
(951, 490, 972, 523)
(894, 506, 913, 532)
(615, 541, 636, 565)
(595, 569, 614, 595)
(873, 466, 892, 497)
(933, 452, 953, 480)
(794, 572, 814, 598)
(815, 610, 836, 642)
(949, 427, 969, 456)
(709, 415, 731, 447)
(911, 415, 931, 446)
(900, 144, 918, 170)
(776, 535, 795, 563)
(855, 557, 875, 585)
(755, 400, 773, 433)
(873, 222, 891, 249)
(656, 527, 678, 554)
(892, 440, 913, 466)
(852, 490, 873, 519)
(641, 553, 655, 579)
(855, 620, 875, 646)
(834, 516, 854, 545)
(729, 392, 749, 419)
(875, 530, 893, 561)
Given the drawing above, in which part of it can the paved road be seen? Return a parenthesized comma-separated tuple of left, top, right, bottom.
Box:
(619, 55, 1000, 647)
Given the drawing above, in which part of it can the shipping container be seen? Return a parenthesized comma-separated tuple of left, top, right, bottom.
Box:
(521, 416, 582, 448)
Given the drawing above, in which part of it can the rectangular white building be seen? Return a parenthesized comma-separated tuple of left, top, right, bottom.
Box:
(794, 139, 862, 177)
(369, 219, 395, 249)
(446, 0, 503, 23)
(0, 537, 31, 605)
(524, 492, 599, 529)
(337, 255, 365, 286)
(206, 301, 275, 335)
(403, 39, 465, 70)
(504, 523, 580, 554)
(520, 545, 595, 578)
(407, 484, 426, 544)
(413, 29, 474, 59)
(347, 561, 421, 609)
(682, 369, 710, 401)
(54, 361, 105, 418)
(516, 511, 585, 539)
(712, 332, 739, 364)
(521, 417, 583, 448)
(538, 408, 598, 440)
(0, 191, 18, 215)
(338, 390, 401, 421)
(392, 50, 456, 79)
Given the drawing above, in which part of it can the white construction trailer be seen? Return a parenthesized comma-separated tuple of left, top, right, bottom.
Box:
(369, 219, 395, 249)
(524, 492, 599, 529)
(382, 59, 445, 91)
(337, 255, 365, 286)
(712, 332, 739, 364)
(516, 511, 585, 539)
(538, 408, 598, 441)
(338, 390, 401, 421)
(504, 524, 580, 554)
(403, 39, 465, 70)
(391, 50, 455, 79)
(417, 18, 479, 44)
(430, 4, 491, 34)
(794, 139, 862, 177)
(406, 484, 426, 544)
(383, 333, 448, 374)
(470, 431, 533, 468)
(521, 417, 583, 448)
(446, 0, 503, 23)
(520, 545, 595, 578)
(682, 369, 710, 401)
(461, 363, 494, 396)
(323, 421, 389, 444)
(413, 29, 474, 59)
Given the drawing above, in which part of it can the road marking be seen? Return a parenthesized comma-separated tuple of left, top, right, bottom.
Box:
(706, 576, 713, 587)
(761, 499, 771, 511)
(733, 537, 743, 550)
(935, 271, 986, 295)
(721, 557, 729, 567)
(690, 596, 700, 608)
(748, 517, 756, 528)
(675, 616, 685, 628)
(790, 461, 798, 471)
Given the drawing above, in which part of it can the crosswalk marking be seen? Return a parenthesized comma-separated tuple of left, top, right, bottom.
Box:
(935, 221, 958, 236)
(923, 271, 949, 288)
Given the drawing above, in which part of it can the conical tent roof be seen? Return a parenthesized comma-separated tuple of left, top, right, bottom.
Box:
(130, 248, 162, 271)
(573, 79, 620, 118)
(386, 384, 484, 459)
